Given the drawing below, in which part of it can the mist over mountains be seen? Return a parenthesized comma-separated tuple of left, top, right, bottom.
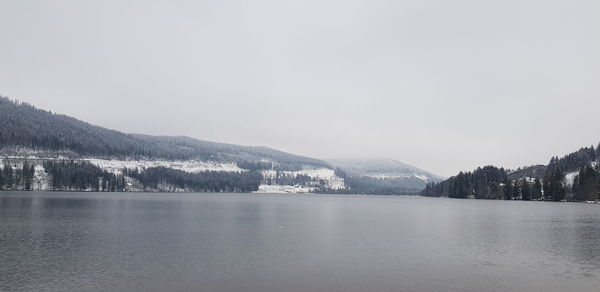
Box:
(4, 95, 596, 200)
(327, 158, 444, 193)
(328, 158, 443, 180)
(0, 96, 437, 194)
(0, 97, 327, 170)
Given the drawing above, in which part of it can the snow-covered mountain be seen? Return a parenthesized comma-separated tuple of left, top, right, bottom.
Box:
(328, 158, 443, 181)
(0, 97, 443, 194)
(0, 97, 328, 171)
(322, 158, 444, 194)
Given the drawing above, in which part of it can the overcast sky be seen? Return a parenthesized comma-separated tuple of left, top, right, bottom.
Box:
(1, 0, 599, 177)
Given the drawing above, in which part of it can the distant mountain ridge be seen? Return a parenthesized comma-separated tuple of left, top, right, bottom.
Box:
(327, 158, 443, 181)
(326, 158, 444, 193)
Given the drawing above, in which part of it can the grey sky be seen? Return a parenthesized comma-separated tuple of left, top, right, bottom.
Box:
(1, 0, 599, 177)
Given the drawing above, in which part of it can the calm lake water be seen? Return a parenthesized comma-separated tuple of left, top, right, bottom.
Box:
(1, 192, 600, 292)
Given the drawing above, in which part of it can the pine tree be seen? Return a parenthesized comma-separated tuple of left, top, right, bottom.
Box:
(0, 165, 4, 190)
(490, 182, 501, 199)
(512, 181, 521, 200)
(29, 165, 35, 190)
(503, 182, 513, 200)
(574, 165, 600, 201)
(3, 163, 13, 190)
(573, 173, 583, 201)
(521, 179, 531, 201)
(532, 178, 542, 200)
(544, 162, 566, 201)
(22, 163, 31, 191)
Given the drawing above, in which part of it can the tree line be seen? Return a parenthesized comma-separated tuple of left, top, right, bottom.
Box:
(263, 171, 314, 186)
(1, 159, 262, 192)
(422, 166, 543, 200)
(329, 168, 420, 195)
(423, 144, 600, 201)
(0, 161, 35, 191)
(237, 161, 273, 171)
(43, 160, 126, 191)
(125, 167, 261, 192)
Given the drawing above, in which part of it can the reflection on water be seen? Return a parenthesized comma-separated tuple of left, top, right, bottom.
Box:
(1, 192, 599, 292)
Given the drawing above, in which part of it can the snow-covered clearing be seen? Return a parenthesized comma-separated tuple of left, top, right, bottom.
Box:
(1, 157, 346, 192)
(83, 159, 243, 174)
(254, 184, 316, 194)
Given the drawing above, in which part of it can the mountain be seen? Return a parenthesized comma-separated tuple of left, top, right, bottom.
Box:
(423, 144, 600, 202)
(327, 158, 443, 182)
(326, 158, 444, 194)
(0, 96, 444, 195)
(0, 96, 340, 192)
(0, 96, 328, 170)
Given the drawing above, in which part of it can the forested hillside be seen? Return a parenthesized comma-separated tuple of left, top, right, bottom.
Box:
(0, 97, 327, 170)
(423, 144, 600, 201)
(332, 170, 423, 195)
(326, 158, 443, 194)
(0, 96, 457, 195)
(0, 159, 261, 192)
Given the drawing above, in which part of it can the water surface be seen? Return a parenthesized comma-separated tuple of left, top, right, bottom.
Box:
(1, 192, 600, 291)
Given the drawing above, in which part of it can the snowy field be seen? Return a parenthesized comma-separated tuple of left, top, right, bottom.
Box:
(83, 158, 244, 174)
(254, 184, 316, 193)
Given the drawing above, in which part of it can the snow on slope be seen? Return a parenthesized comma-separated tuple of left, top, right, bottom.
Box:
(84, 159, 243, 174)
(0, 159, 50, 190)
(33, 164, 50, 190)
(1, 157, 345, 193)
(327, 158, 443, 183)
(87, 159, 345, 192)
(564, 171, 579, 187)
(254, 185, 316, 193)
(261, 168, 345, 190)
(366, 173, 431, 181)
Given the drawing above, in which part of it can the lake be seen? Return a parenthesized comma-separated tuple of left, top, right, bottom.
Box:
(1, 192, 600, 292)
